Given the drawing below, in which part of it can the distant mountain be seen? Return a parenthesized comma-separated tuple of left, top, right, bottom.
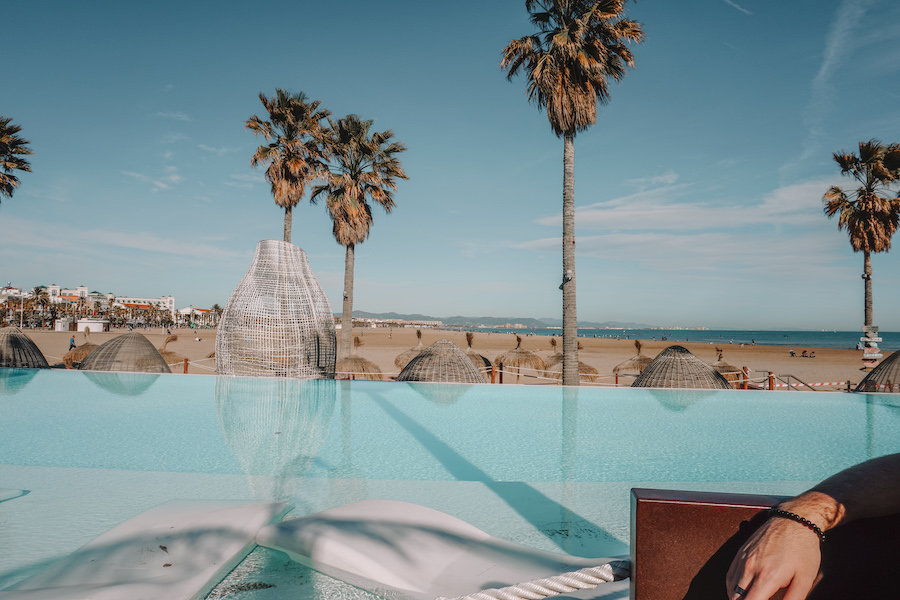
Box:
(344, 310, 654, 329)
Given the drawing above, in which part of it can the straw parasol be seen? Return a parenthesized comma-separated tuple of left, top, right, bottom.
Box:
(0, 326, 49, 369)
(336, 356, 384, 380)
(464, 332, 491, 382)
(711, 347, 743, 389)
(63, 343, 98, 369)
(397, 339, 484, 384)
(157, 334, 185, 368)
(394, 329, 424, 369)
(492, 335, 546, 383)
(79, 332, 171, 373)
(543, 354, 600, 383)
(855, 350, 900, 393)
(613, 340, 653, 377)
(631, 345, 731, 389)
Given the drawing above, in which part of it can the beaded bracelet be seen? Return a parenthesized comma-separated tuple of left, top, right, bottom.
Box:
(769, 508, 826, 543)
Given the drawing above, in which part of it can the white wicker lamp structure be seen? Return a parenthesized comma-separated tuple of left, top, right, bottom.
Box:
(397, 339, 485, 383)
(78, 332, 170, 373)
(0, 326, 49, 369)
(216, 240, 336, 378)
(631, 345, 731, 389)
(855, 351, 900, 393)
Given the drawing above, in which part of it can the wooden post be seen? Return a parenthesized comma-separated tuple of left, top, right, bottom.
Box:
(768, 371, 774, 391)
(615, 372, 619, 386)
(491, 364, 496, 384)
(742, 367, 749, 390)
(499, 362, 504, 384)
(183, 358, 189, 374)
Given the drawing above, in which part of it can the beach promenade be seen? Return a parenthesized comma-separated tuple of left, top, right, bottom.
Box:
(22, 327, 878, 390)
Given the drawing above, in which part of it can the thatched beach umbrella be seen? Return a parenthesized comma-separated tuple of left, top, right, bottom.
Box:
(543, 354, 600, 383)
(394, 329, 424, 369)
(631, 345, 731, 389)
(63, 343, 98, 369)
(397, 339, 484, 384)
(613, 340, 653, 377)
(0, 326, 49, 369)
(79, 332, 171, 373)
(492, 335, 546, 383)
(157, 334, 185, 368)
(711, 348, 743, 389)
(336, 355, 384, 380)
(855, 350, 900, 393)
(464, 332, 491, 382)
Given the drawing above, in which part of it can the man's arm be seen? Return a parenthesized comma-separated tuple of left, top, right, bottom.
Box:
(726, 453, 900, 600)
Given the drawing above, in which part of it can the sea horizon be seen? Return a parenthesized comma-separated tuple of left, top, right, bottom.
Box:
(459, 327, 898, 352)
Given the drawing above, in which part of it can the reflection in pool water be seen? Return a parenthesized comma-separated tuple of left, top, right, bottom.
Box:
(1, 369, 899, 598)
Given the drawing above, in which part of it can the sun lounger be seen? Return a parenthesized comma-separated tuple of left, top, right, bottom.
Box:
(256, 499, 630, 600)
(0, 500, 290, 600)
(631, 488, 900, 600)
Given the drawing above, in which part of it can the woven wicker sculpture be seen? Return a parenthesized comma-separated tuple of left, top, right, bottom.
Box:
(216, 376, 336, 499)
(79, 332, 171, 373)
(397, 339, 485, 383)
(83, 372, 161, 396)
(0, 326, 49, 369)
(855, 351, 900, 393)
(631, 345, 731, 389)
(216, 240, 336, 378)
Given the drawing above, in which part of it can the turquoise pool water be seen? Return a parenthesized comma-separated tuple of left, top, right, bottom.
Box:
(2, 368, 899, 598)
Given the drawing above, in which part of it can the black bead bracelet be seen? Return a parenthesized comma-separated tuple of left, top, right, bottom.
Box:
(769, 508, 826, 543)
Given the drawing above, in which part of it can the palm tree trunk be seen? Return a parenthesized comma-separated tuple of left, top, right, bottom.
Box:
(283, 205, 292, 243)
(863, 250, 872, 327)
(340, 243, 355, 358)
(562, 133, 578, 386)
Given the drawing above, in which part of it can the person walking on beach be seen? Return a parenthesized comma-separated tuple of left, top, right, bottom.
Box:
(69, 336, 75, 350)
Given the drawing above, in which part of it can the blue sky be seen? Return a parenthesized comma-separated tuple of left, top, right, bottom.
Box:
(2, 0, 900, 330)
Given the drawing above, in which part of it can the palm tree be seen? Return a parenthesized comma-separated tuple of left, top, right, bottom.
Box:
(823, 139, 900, 337)
(312, 114, 408, 357)
(246, 90, 330, 243)
(501, 0, 643, 385)
(1, 116, 32, 203)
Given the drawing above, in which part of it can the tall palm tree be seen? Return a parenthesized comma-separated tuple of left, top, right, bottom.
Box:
(312, 114, 407, 357)
(0, 116, 32, 203)
(501, 0, 643, 385)
(823, 139, 900, 334)
(246, 90, 330, 243)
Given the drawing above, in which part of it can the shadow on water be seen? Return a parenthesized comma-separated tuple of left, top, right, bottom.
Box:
(369, 388, 627, 556)
(216, 377, 336, 502)
(0, 368, 39, 394)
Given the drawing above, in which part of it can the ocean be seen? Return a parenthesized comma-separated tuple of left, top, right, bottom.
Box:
(464, 328, 898, 352)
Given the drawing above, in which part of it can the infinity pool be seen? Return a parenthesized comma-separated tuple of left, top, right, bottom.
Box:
(2, 368, 899, 598)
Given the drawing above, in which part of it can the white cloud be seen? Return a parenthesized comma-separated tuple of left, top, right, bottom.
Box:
(224, 173, 264, 189)
(625, 170, 679, 191)
(535, 177, 837, 232)
(154, 111, 191, 121)
(161, 132, 188, 144)
(2, 216, 246, 262)
(722, 0, 752, 15)
(121, 167, 183, 191)
(198, 144, 235, 156)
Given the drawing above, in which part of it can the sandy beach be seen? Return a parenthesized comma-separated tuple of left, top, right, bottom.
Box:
(21, 327, 883, 391)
